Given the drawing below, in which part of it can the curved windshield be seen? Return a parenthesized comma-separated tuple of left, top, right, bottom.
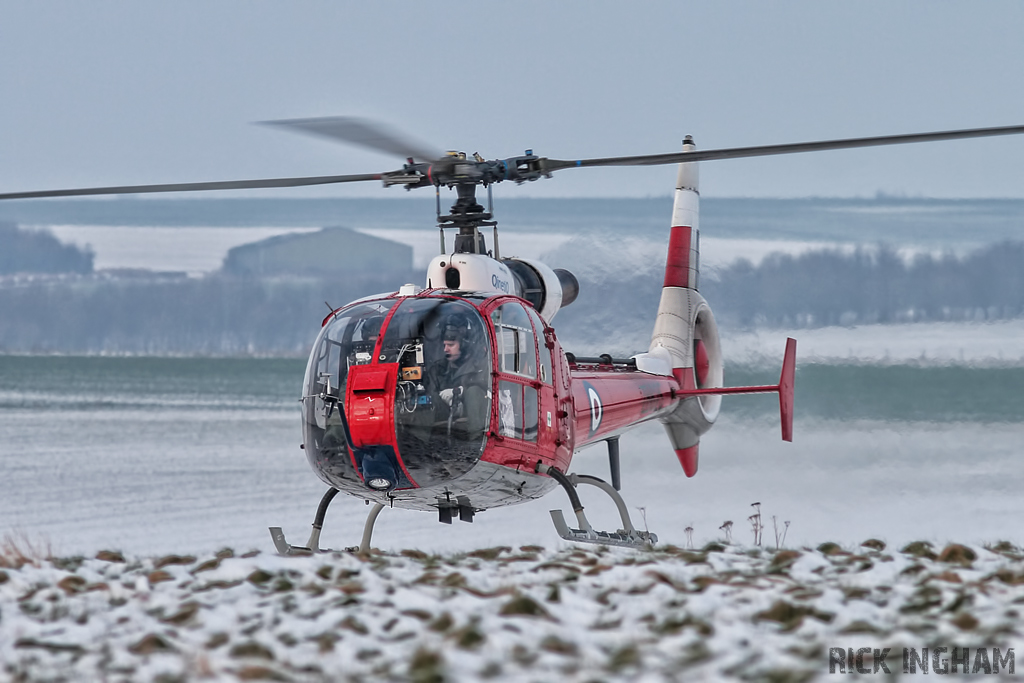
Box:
(301, 300, 398, 484)
(307, 300, 397, 417)
(382, 297, 491, 487)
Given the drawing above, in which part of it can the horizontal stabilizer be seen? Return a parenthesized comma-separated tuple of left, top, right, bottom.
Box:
(674, 338, 797, 441)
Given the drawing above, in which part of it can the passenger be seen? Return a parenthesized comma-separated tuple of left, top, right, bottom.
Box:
(427, 320, 488, 434)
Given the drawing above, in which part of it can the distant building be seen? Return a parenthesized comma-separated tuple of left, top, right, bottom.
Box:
(221, 227, 412, 278)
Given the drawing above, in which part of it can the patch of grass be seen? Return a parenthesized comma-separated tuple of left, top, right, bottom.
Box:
(467, 546, 511, 561)
(950, 612, 979, 630)
(95, 550, 125, 563)
(154, 554, 196, 569)
(229, 641, 275, 661)
(428, 612, 454, 633)
(901, 541, 938, 560)
(499, 594, 554, 621)
(452, 621, 487, 650)
(899, 585, 943, 614)
(938, 544, 977, 566)
(816, 542, 845, 556)
(408, 647, 445, 683)
(235, 666, 290, 682)
(540, 635, 579, 656)
(246, 569, 273, 585)
(754, 600, 833, 631)
(129, 633, 177, 655)
(839, 620, 885, 634)
(769, 550, 802, 573)
(986, 541, 1023, 559)
(606, 643, 642, 672)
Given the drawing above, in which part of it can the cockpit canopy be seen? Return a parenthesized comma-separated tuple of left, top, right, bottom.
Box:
(301, 292, 555, 498)
(303, 296, 492, 493)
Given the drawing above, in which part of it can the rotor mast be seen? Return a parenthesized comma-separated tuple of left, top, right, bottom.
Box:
(436, 172, 497, 256)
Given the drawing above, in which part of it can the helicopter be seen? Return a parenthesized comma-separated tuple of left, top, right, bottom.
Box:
(4, 118, 1024, 553)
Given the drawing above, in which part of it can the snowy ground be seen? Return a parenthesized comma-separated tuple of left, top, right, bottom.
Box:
(2, 540, 1022, 681)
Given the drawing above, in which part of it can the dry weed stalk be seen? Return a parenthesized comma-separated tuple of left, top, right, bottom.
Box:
(772, 516, 791, 549)
(1, 532, 53, 569)
(748, 502, 763, 546)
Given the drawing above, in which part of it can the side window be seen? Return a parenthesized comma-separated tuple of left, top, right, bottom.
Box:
(498, 380, 523, 439)
(497, 380, 538, 443)
(492, 302, 540, 444)
(490, 303, 537, 379)
(527, 308, 552, 385)
(524, 386, 538, 441)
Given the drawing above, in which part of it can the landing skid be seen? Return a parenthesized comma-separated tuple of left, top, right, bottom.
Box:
(538, 464, 658, 548)
(270, 487, 385, 555)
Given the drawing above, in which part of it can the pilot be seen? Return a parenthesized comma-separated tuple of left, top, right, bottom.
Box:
(427, 319, 487, 435)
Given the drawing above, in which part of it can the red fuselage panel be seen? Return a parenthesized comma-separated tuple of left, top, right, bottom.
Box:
(570, 369, 677, 448)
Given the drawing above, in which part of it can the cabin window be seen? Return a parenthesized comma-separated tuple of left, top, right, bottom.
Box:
(527, 308, 553, 385)
(491, 303, 537, 379)
(498, 380, 538, 443)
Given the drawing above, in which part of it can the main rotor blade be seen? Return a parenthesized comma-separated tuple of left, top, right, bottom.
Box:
(0, 172, 384, 201)
(260, 116, 442, 163)
(542, 124, 1024, 172)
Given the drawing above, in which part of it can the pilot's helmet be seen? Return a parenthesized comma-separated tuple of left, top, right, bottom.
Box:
(442, 314, 473, 345)
(442, 323, 464, 344)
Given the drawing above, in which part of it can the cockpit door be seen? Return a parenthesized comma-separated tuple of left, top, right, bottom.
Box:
(526, 307, 559, 463)
(490, 302, 540, 452)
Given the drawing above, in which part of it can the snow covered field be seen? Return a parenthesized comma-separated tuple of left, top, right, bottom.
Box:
(3, 540, 1021, 681)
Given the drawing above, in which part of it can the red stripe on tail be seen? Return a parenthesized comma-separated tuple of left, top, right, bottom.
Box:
(663, 225, 692, 288)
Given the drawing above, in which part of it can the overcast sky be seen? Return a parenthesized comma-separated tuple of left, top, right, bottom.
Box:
(2, 2, 1023, 199)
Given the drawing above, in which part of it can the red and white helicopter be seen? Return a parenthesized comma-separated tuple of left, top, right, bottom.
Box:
(4, 119, 1024, 552)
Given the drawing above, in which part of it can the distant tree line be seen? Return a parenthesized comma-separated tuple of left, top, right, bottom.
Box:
(553, 241, 1024, 353)
(0, 271, 415, 355)
(705, 241, 1024, 327)
(0, 222, 94, 275)
(3, 238, 1024, 355)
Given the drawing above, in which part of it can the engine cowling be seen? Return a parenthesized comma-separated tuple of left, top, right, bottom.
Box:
(425, 253, 577, 322)
(502, 258, 578, 322)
